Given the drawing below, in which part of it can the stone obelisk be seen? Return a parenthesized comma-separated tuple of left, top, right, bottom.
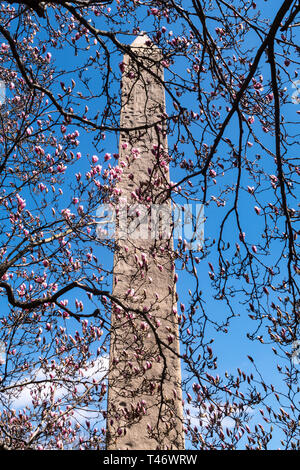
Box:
(106, 35, 184, 450)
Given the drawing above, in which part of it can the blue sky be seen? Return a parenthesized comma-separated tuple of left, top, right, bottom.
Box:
(0, 0, 299, 449)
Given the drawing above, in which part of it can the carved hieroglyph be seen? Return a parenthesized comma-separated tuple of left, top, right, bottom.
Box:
(106, 35, 184, 450)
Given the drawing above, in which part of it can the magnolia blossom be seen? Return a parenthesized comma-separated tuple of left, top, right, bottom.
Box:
(119, 62, 125, 73)
(254, 206, 261, 215)
(16, 194, 26, 211)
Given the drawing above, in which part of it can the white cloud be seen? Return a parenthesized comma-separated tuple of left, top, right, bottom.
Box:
(185, 403, 237, 430)
(9, 355, 109, 411)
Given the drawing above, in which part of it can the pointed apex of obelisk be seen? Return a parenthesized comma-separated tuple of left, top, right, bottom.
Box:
(131, 32, 152, 48)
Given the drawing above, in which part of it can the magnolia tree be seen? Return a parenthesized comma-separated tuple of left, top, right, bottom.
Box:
(0, 0, 299, 450)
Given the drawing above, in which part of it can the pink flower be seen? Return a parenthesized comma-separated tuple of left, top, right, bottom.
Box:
(104, 153, 111, 161)
(92, 155, 98, 163)
(167, 334, 174, 344)
(131, 147, 140, 159)
(254, 206, 261, 215)
(119, 62, 125, 73)
(252, 245, 257, 253)
(16, 194, 26, 211)
(248, 116, 255, 124)
(57, 164, 67, 173)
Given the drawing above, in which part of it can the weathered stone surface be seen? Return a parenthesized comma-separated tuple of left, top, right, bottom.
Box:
(106, 35, 184, 450)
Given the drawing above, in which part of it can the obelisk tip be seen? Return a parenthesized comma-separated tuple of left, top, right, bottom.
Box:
(130, 32, 152, 47)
